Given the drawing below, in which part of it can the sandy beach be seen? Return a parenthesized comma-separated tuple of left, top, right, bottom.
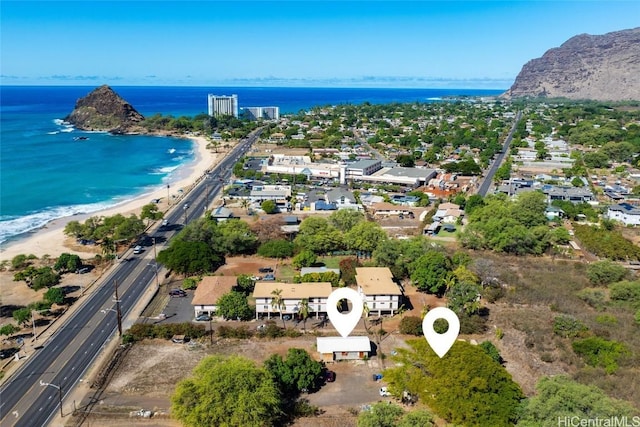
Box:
(0, 135, 225, 262)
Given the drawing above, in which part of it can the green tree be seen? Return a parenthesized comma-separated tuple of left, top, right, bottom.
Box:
(257, 239, 294, 258)
(517, 376, 638, 426)
(396, 410, 435, 427)
(384, 339, 523, 426)
(264, 348, 322, 395)
(292, 250, 317, 269)
(13, 308, 32, 326)
(0, 324, 21, 337)
(30, 267, 60, 290)
(216, 220, 258, 255)
(344, 221, 388, 256)
(399, 316, 423, 335)
(478, 341, 504, 365)
(261, 199, 278, 214)
(357, 401, 404, 427)
(446, 281, 482, 316)
(140, 202, 163, 224)
(216, 291, 254, 320)
(236, 274, 255, 294)
(44, 287, 65, 305)
(410, 251, 452, 295)
(157, 240, 223, 275)
(271, 288, 286, 327)
(328, 209, 365, 232)
(171, 355, 282, 427)
(53, 253, 82, 273)
(297, 298, 310, 333)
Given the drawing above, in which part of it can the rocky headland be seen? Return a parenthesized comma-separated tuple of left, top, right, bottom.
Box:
(64, 85, 145, 133)
(503, 27, 640, 102)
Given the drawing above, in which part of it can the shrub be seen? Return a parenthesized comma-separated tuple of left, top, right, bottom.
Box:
(399, 316, 423, 336)
(595, 314, 618, 325)
(577, 289, 607, 311)
(459, 313, 487, 334)
(182, 277, 199, 290)
(216, 325, 254, 339)
(479, 341, 504, 365)
(572, 337, 629, 374)
(483, 283, 506, 303)
(553, 315, 589, 338)
(587, 260, 629, 286)
(126, 322, 206, 341)
(608, 281, 640, 303)
(635, 309, 640, 325)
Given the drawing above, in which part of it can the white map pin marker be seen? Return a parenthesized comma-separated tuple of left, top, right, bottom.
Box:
(422, 307, 460, 358)
(326, 287, 364, 337)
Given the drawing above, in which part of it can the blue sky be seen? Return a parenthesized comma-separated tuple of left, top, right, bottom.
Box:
(1, 1, 638, 88)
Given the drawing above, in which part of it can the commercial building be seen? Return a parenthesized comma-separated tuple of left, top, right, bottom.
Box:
(207, 94, 239, 118)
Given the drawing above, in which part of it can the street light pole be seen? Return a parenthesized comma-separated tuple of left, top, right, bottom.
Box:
(167, 184, 170, 206)
(153, 238, 159, 288)
(183, 205, 189, 224)
(40, 380, 63, 417)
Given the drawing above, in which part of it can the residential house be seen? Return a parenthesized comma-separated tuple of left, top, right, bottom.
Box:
(433, 202, 464, 224)
(316, 336, 372, 362)
(545, 206, 565, 220)
(209, 206, 234, 221)
(606, 203, 640, 226)
(252, 282, 332, 319)
(355, 267, 403, 316)
(325, 188, 362, 210)
(369, 202, 412, 218)
(191, 276, 237, 317)
(541, 185, 594, 204)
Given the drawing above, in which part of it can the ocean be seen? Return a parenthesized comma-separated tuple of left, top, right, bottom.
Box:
(0, 85, 504, 245)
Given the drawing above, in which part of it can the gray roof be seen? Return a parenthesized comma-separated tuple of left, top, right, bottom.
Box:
(381, 167, 437, 179)
(326, 188, 357, 203)
(348, 159, 380, 170)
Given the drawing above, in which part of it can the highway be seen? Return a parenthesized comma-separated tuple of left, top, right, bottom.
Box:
(476, 111, 522, 197)
(0, 128, 262, 427)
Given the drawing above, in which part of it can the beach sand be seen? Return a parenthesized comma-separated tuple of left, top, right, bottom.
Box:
(0, 135, 226, 262)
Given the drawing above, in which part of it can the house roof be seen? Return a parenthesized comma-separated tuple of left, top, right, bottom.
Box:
(355, 267, 402, 295)
(192, 276, 237, 306)
(438, 202, 460, 210)
(316, 336, 371, 353)
(252, 282, 333, 299)
(300, 267, 341, 276)
(608, 203, 640, 215)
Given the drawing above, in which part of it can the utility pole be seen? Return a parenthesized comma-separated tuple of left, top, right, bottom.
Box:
(113, 280, 122, 336)
(167, 184, 170, 206)
(153, 238, 159, 288)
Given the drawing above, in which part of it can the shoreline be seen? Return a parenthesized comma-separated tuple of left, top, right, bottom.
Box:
(0, 134, 223, 261)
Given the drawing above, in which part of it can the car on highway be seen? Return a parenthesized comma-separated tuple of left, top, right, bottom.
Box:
(162, 219, 169, 227)
(133, 245, 143, 254)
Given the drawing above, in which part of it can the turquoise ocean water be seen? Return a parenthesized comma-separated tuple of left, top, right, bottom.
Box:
(0, 86, 504, 244)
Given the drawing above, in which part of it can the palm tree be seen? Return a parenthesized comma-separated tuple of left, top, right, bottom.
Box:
(298, 298, 310, 333)
(240, 198, 250, 214)
(101, 237, 116, 260)
(271, 288, 286, 327)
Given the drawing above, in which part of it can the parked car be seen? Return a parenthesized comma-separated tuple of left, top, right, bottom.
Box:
(379, 387, 391, 397)
(258, 267, 273, 273)
(195, 314, 211, 322)
(263, 273, 275, 281)
(169, 289, 187, 297)
(324, 370, 336, 382)
(75, 267, 89, 274)
(282, 314, 292, 321)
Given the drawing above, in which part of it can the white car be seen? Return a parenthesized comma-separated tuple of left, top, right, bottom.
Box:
(133, 245, 143, 254)
(379, 387, 391, 397)
(162, 219, 169, 226)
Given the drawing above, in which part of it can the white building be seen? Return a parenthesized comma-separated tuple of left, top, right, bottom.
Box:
(191, 276, 237, 317)
(208, 94, 239, 118)
(355, 267, 403, 316)
(606, 203, 640, 226)
(252, 282, 332, 319)
(316, 336, 371, 362)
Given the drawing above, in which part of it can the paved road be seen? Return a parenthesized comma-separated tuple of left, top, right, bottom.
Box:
(0, 128, 262, 427)
(476, 111, 522, 197)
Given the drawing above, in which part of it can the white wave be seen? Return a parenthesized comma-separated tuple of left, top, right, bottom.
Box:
(150, 165, 180, 175)
(48, 131, 59, 135)
(0, 201, 116, 245)
(53, 119, 65, 126)
(172, 156, 186, 161)
(60, 127, 74, 133)
(168, 148, 176, 154)
(426, 97, 443, 101)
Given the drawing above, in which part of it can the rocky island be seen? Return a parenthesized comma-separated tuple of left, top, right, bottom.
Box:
(64, 85, 145, 133)
(503, 27, 640, 102)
